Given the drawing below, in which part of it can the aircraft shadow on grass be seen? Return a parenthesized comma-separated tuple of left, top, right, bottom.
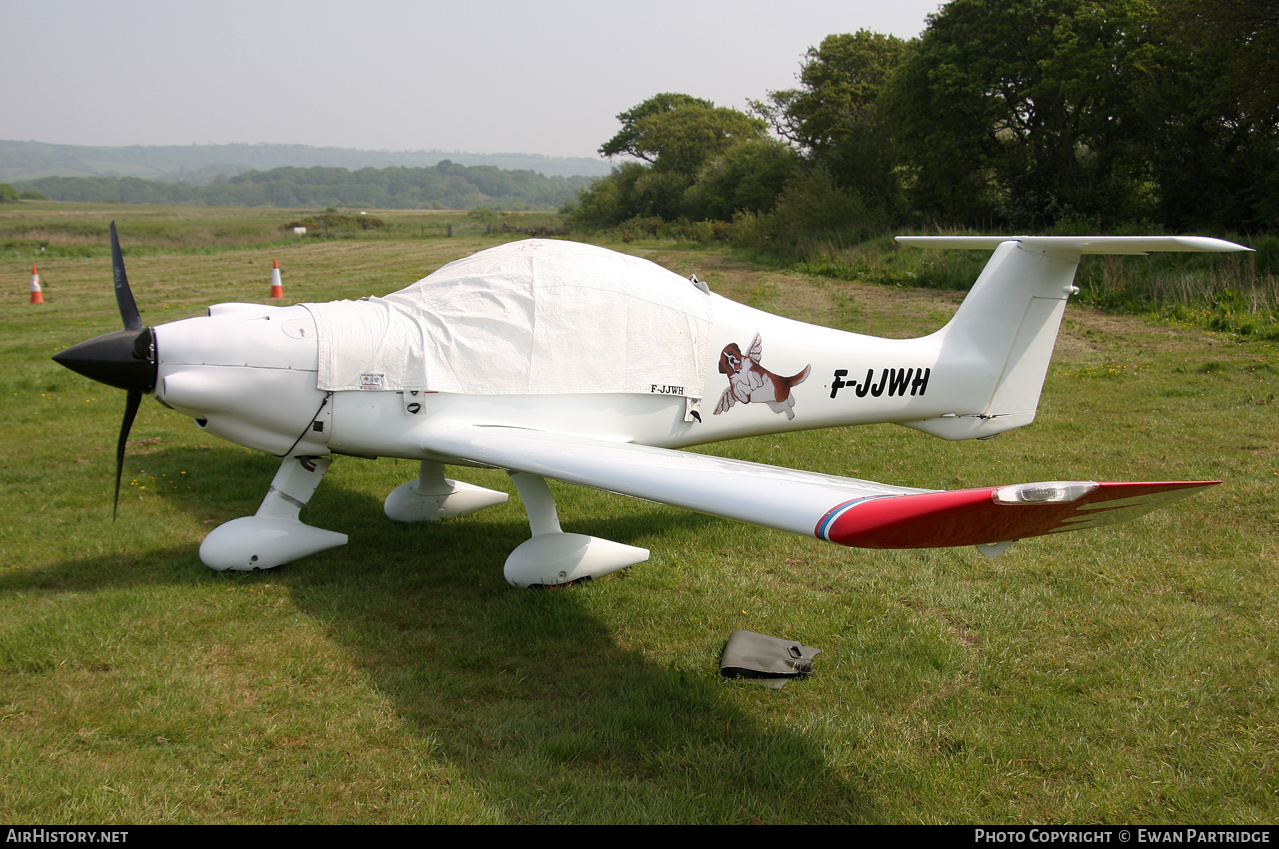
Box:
(6, 446, 879, 823)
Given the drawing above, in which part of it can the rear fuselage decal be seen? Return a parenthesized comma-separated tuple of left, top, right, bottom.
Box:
(714, 333, 811, 420)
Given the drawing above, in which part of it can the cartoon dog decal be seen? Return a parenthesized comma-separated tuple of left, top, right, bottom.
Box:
(714, 333, 811, 419)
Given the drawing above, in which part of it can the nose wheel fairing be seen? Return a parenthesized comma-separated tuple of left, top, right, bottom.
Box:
(200, 456, 347, 571)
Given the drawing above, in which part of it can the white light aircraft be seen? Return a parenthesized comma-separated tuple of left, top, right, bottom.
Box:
(54, 225, 1248, 586)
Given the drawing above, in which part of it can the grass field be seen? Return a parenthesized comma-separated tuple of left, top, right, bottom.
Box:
(0, 204, 1275, 823)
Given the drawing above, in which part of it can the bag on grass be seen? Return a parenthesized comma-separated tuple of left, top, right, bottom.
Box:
(719, 630, 820, 689)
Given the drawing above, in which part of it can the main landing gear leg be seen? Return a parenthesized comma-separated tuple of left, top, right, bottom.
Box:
(383, 461, 508, 522)
(503, 472, 649, 588)
(199, 456, 347, 571)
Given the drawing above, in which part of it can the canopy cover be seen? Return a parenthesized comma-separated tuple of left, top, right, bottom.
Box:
(304, 239, 712, 398)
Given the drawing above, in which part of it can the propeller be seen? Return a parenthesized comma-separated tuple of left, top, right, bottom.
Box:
(52, 222, 157, 517)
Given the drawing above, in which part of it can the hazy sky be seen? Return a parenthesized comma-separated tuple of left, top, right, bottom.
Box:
(3, 0, 946, 160)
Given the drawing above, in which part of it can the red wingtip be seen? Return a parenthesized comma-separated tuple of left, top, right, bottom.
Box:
(820, 481, 1220, 549)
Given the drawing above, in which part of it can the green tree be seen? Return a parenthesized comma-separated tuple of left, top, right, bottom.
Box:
(889, 0, 1157, 228)
(1143, 0, 1279, 229)
(581, 93, 774, 222)
(600, 93, 768, 176)
(682, 138, 799, 220)
(600, 93, 712, 162)
(753, 31, 911, 220)
(568, 161, 648, 227)
(0, 183, 21, 203)
(755, 31, 910, 155)
(750, 165, 878, 251)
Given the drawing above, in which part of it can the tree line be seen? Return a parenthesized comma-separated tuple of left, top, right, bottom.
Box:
(13, 161, 593, 211)
(568, 0, 1277, 243)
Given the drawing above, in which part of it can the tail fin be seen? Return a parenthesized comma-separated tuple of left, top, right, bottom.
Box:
(895, 236, 1251, 440)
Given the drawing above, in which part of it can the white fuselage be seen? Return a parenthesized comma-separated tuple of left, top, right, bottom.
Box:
(151, 290, 1013, 466)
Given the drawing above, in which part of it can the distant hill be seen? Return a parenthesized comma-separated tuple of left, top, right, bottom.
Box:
(0, 140, 612, 184)
(13, 162, 595, 210)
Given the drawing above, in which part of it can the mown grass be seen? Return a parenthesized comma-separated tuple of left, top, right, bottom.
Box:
(0, 205, 1275, 823)
(0, 202, 564, 260)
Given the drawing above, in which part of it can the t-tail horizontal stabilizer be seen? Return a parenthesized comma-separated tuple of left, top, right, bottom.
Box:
(895, 235, 1252, 255)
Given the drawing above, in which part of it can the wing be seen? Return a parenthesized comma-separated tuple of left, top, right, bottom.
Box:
(420, 425, 1217, 549)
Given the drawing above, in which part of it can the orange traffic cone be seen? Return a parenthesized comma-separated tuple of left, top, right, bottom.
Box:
(269, 258, 283, 298)
(30, 264, 43, 304)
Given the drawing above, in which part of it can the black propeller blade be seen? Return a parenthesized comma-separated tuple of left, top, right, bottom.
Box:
(51, 222, 157, 518)
(111, 221, 143, 332)
(115, 391, 143, 519)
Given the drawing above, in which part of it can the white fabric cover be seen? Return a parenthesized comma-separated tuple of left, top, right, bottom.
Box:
(304, 239, 712, 397)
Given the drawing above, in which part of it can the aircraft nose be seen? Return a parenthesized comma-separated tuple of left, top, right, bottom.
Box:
(53, 326, 157, 394)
